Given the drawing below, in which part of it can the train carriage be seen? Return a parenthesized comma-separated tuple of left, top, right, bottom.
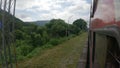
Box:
(87, 0, 120, 68)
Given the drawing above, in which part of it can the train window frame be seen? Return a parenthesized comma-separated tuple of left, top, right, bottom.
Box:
(90, 0, 98, 18)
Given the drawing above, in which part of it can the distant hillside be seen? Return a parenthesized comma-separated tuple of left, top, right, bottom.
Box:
(0, 10, 27, 30)
(26, 20, 49, 26)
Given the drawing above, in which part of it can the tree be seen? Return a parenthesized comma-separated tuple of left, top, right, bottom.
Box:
(73, 18, 87, 31)
(46, 19, 67, 37)
(30, 32, 44, 47)
(68, 24, 80, 35)
(15, 30, 30, 40)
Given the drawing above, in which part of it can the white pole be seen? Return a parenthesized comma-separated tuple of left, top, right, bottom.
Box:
(13, 0, 18, 67)
(7, 0, 13, 68)
(66, 15, 74, 37)
(2, 0, 8, 67)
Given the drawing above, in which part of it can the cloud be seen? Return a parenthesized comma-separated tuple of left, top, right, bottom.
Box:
(15, 0, 91, 23)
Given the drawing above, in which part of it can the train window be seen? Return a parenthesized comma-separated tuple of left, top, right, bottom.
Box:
(90, 0, 98, 18)
(114, 0, 120, 21)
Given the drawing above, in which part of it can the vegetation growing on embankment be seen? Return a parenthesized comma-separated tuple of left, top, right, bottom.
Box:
(0, 10, 87, 61)
(15, 18, 87, 60)
(18, 33, 87, 68)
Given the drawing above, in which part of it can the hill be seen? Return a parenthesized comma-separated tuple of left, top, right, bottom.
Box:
(25, 20, 49, 26)
(0, 10, 29, 30)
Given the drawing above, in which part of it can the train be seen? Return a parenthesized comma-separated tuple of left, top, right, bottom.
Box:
(87, 0, 120, 68)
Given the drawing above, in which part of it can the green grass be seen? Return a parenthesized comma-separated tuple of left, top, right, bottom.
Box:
(18, 33, 87, 68)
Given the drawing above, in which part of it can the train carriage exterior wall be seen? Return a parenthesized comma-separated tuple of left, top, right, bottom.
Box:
(88, 0, 120, 68)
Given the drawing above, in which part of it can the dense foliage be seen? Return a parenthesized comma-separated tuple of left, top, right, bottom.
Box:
(14, 18, 87, 60)
(73, 18, 87, 31)
(0, 11, 87, 61)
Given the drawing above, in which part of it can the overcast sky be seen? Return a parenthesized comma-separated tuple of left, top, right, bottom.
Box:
(16, 0, 91, 23)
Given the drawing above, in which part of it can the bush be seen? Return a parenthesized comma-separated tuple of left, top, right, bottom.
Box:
(17, 44, 33, 56)
(26, 47, 42, 58)
(49, 38, 61, 46)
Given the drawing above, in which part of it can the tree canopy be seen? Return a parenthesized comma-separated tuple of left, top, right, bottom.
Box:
(73, 18, 87, 31)
(14, 18, 87, 60)
(46, 19, 67, 37)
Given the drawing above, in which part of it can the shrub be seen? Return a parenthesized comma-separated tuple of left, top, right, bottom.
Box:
(49, 38, 61, 46)
(17, 44, 33, 56)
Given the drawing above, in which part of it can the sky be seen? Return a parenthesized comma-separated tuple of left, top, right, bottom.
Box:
(16, 0, 91, 23)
